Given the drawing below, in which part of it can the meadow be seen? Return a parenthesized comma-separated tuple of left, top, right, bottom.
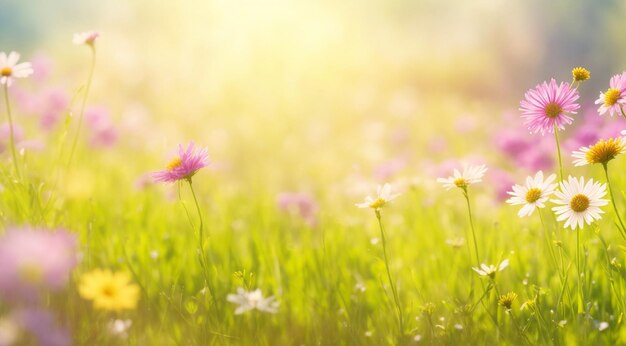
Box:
(3, 2, 626, 345)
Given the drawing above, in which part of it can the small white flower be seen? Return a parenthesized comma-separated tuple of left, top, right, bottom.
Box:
(472, 259, 509, 279)
(437, 164, 487, 190)
(598, 321, 609, 331)
(73, 31, 99, 46)
(0, 51, 33, 87)
(355, 183, 400, 210)
(226, 288, 279, 315)
(506, 171, 557, 217)
(107, 319, 132, 338)
(551, 176, 608, 230)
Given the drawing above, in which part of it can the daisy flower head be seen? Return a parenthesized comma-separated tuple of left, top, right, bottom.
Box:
(72, 31, 99, 46)
(520, 79, 580, 135)
(595, 72, 626, 117)
(472, 259, 509, 279)
(506, 171, 557, 217)
(355, 183, 400, 210)
(0, 52, 33, 87)
(551, 176, 608, 230)
(152, 142, 209, 183)
(226, 288, 279, 315)
(572, 67, 590, 82)
(437, 164, 487, 191)
(78, 269, 140, 311)
(572, 137, 625, 166)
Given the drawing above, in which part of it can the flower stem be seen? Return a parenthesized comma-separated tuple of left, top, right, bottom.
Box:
(463, 188, 481, 266)
(67, 45, 96, 168)
(553, 123, 564, 182)
(620, 105, 626, 120)
(3, 84, 21, 179)
(188, 178, 205, 250)
(603, 163, 626, 242)
(576, 227, 583, 314)
(375, 210, 404, 337)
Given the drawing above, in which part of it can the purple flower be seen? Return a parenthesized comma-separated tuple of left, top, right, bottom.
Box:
(277, 192, 319, 226)
(13, 308, 71, 346)
(0, 228, 77, 302)
(520, 79, 579, 135)
(152, 142, 209, 183)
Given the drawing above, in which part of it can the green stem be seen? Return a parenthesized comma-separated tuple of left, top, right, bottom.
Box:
(463, 188, 481, 266)
(620, 105, 626, 120)
(375, 210, 404, 337)
(576, 227, 583, 314)
(603, 163, 626, 242)
(3, 84, 21, 179)
(67, 45, 96, 168)
(553, 123, 564, 182)
(188, 178, 205, 250)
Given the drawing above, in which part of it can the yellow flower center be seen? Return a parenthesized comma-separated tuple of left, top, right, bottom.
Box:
(525, 188, 542, 203)
(572, 67, 590, 82)
(585, 138, 624, 164)
(570, 194, 590, 213)
(102, 284, 117, 297)
(0, 67, 12, 77)
(454, 178, 467, 188)
(544, 102, 562, 118)
(19, 264, 42, 284)
(604, 88, 621, 107)
(166, 157, 182, 171)
(369, 197, 386, 209)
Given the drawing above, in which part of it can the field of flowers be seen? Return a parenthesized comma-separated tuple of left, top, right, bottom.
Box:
(3, 1, 626, 345)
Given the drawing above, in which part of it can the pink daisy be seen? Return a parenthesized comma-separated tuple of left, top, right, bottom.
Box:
(519, 78, 580, 135)
(595, 72, 626, 117)
(152, 142, 209, 183)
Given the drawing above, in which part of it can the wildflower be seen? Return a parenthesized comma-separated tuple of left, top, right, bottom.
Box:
(498, 292, 518, 311)
(152, 142, 209, 183)
(596, 72, 626, 117)
(78, 269, 140, 311)
(107, 319, 132, 339)
(355, 183, 400, 210)
(598, 321, 609, 331)
(520, 79, 579, 135)
(226, 288, 279, 314)
(506, 171, 557, 217)
(0, 51, 33, 86)
(72, 31, 99, 46)
(277, 192, 319, 226)
(472, 259, 509, 279)
(437, 164, 487, 190)
(13, 308, 71, 346)
(572, 138, 625, 166)
(0, 228, 77, 302)
(572, 67, 590, 82)
(551, 176, 608, 230)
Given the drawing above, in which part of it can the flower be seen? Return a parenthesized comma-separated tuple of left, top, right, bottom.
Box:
(472, 259, 509, 279)
(72, 31, 99, 46)
(355, 183, 400, 210)
(437, 164, 487, 190)
(506, 171, 558, 217)
(226, 288, 279, 314)
(107, 319, 132, 339)
(551, 176, 608, 230)
(78, 269, 140, 311)
(572, 67, 590, 82)
(498, 292, 518, 311)
(0, 228, 77, 302)
(277, 192, 319, 226)
(152, 142, 209, 183)
(12, 308, 71, 346)
(519, 79, 579, 135)
(572, 138, 625, 166)
(0, 51, 33, 86)
(595, 72, 626, 117)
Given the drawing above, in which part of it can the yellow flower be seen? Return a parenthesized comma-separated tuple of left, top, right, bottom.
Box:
(78, 269, 140, 311)
(571, 67, 590, 82)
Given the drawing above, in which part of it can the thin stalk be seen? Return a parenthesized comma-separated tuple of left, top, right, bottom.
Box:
(67, 45, 96, 168)
(188, 179, 204, 250)
(3, 84, 21, 179)
(553, 123, 564, 182)
(576, 227, 583, 314)
(602, 163, 626, 242)
(620, 105, 626, 120)
(463, 188, 480, 266)
(375, 210, 404, 337)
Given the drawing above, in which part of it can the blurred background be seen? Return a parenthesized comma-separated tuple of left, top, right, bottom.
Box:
(2, 0, 626, 201)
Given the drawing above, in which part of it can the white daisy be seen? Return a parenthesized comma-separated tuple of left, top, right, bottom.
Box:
(226, 288, 279, 315)
(572, 138, 626, 166)
(73, 31, 99, 46)
(472, 258, 509, 279)
(506, 171, 557, 217)
(437, 164, 488, 190)
(355, 183, 400, 210)
(0, 52, 33, 87)
(472, 259, 509, 279)
(551, 176, 608, 230)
